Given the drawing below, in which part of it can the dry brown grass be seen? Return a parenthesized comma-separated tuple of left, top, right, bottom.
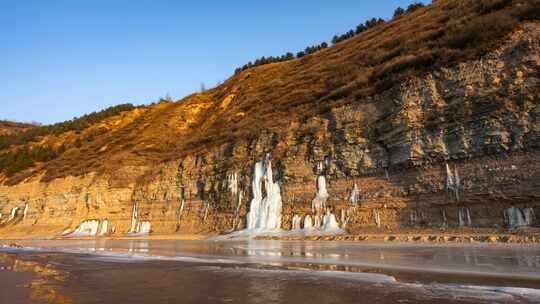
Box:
(1, 0, 538, 184)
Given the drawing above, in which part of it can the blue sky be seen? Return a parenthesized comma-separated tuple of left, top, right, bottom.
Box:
(1, 0, 429, 125)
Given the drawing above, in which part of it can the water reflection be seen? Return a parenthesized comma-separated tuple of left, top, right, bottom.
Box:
(6, 239, 540, 279)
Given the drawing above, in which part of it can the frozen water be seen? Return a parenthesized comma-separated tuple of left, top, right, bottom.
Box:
(291, 215, 302, 230)
(23, 203, 28, 220)
(9, 207, 18, 221)
(303, 215, 313, 230)
(99, 220, 109, 236)
(245, 157, 282, 231)
(312, 176, 329, 214)
(69, 220, 100, 237)
(505, 207, 527, 229)
(349, 183, 360, 206)
(459, 208, 472, 227)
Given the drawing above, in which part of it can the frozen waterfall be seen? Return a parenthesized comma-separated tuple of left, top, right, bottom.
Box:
(312, 175, 329, 214)
(291, 214, 302, 230)
(350, 183, 360, 206)
(246, 158, 282, 231)
(505, 207, 533, 229)
(303, 215, 314, 230)
(458, 208, 472, 227)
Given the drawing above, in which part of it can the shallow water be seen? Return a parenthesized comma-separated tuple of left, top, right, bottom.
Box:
(1, 240, 540, 303)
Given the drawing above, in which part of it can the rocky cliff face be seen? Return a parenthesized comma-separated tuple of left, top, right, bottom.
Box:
(1, 22, 539, 238)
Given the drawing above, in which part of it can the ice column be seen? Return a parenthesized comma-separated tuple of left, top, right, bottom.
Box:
(291, 215, 302, 230)
(9, 207, 18, 221)
(505, 207, 526, 229)
(312, 176, 329, 214)
(458, 207, 472, 227)
(246, 158, 283, 230)
(524, 208, 535, 226)
(322, 210, 341, 231)
(23, 204, 28, 220)
(350, 183, 360, 206)
(129, 202, 139, 233)
(99, 220, 109, 236)
(374, 210, 381, 228)
(303, 215, 314, 230)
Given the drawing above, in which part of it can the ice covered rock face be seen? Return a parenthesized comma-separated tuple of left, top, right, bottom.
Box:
(246, 158, 282, 231)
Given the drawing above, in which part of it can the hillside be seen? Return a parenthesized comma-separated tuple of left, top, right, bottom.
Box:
(0, 0, 539, 238)
(0, 120, 36, 136)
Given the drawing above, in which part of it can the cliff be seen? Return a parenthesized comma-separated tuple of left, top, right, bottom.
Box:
(0, 0, 539, 238)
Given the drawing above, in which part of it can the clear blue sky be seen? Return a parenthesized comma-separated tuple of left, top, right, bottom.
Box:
(1, 0, 429, 125)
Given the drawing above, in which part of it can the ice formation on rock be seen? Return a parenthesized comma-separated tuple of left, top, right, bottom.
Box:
(70, 220, 100, 237)
(445, 163, 462, 201)
(228, 172, 238, 196)
(505, 207, 527, 229)
(374, 209, 381, 228)
(136, 221, 151, 234)
(129, 202, 139, 233)
(322, 210, 341, 231)
(441, 209, 448, 229)
(312, 175, 329, 214)
(99, 220, 109, 236)
(9, 207, 18, 221)
(350, 183, 360, 206)
(458, 207, 472, 227)
(524, 207, 535, 226)
(23, 203, 28, 220)
(232, 191, 243, 229)
(246, 157, 282, 230)
(409, 210, 417, 226)
(291, 215, 302, 230)
(303, 215, 314, 230)
(340, 209, 349, 229)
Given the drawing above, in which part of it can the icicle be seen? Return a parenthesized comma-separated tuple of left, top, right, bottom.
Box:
(385, 168, 390, 181)
(232, 191, 243, 229)
(23, 203, 29, 220)
(129, 202, 139, 233)
(374, 210, 381, 228)
(138, 221, 151, 234)
(340, 209, 348, 229)
(314, 214, 322, 229)
(446, 163, 455, 192)
(228, 173, 238, 196)
(303, 215, 314, 230)
(505, 207, 527, 229)
(99, 220, 109, 236)
(312, 175, 329, 214)
(409, 210, 417, 226)
(291, 215, 302, 230)
(441, 209, 448, 229)
(9, 207, 18, 221)
(454, 167, 461, 201)
(178, 199, 185, 219)
(350, 183, 360, 206)
(459, 207, 472, 227)
(203, 202, 210, 222)
(524, 208, 535, 226)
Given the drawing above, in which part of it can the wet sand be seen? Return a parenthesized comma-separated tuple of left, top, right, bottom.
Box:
(0, 258, 38, 304)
